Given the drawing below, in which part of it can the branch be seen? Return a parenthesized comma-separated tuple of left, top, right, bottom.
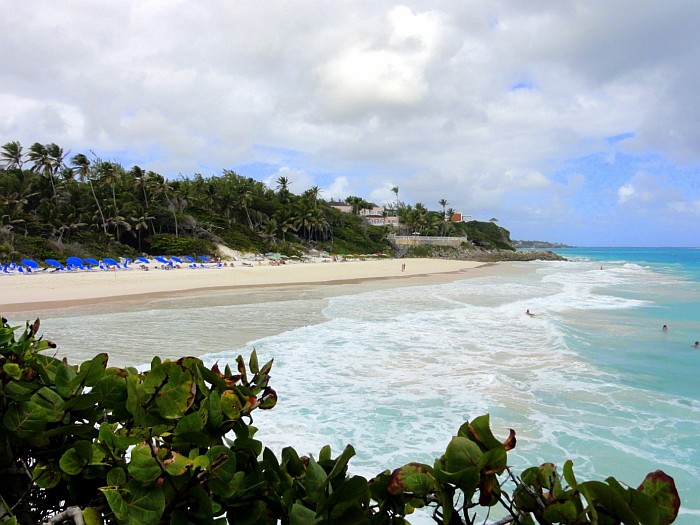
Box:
(39, 506, 85, 525)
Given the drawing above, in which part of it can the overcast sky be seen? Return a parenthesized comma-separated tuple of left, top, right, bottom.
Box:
(2, 1, 699, 246)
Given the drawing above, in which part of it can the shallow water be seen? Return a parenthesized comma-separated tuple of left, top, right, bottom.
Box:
(9, 249, 700, 523)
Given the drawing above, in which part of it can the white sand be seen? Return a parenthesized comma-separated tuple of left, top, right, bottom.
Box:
(0, 258, 484, 313)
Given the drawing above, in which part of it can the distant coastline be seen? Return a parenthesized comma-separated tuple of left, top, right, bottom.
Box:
(512, 240, 573, 249)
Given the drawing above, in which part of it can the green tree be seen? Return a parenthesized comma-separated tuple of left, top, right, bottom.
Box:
(71, 153, 107, 234)
(1, 140, 24, 170)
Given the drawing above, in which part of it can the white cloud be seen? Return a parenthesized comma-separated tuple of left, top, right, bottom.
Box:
(618, 184, 636, 204)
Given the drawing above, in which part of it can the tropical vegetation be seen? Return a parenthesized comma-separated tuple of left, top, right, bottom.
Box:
(0, 140, 514, 264)
(0, 318, 681, 524)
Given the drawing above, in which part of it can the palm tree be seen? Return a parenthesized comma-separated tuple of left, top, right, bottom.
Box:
(1, 141, 24, 170)
(130, 211, 154, 252)
(27, 142, 58, 199)
(391, 186, 400, 233)
(276, 175, 291, 203)
(439, 199, 448, 221)
(71, 153, 107, 234)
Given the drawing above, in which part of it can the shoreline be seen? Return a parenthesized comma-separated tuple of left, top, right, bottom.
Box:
(1, 258, 487, 316)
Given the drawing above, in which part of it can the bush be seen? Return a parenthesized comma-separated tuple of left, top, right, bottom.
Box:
(0, 319, 680, 525)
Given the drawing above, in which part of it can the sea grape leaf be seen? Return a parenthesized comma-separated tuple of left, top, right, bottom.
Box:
(103, 480, 165, 525)
(637, 470, 680, 525)
(387, 463, 435, 496)
(327, 444, 356, 481)
(459, 414, 503, 451)
(563, 459, 578, 489)
(543, 500, 579, 522)
(4, 380, 38, 400)
(158, 367, 199, 419)
(82, 507, 102, 525)
(107, 467, 127, 487)
(304, 456, 328, 504)
(33, 462, 62, 488)
(30, 386, 65, 422)
(175, 411, 204, 435)
(3, 401, 47, 438)
(59, 440, 94, 475)
(291, 502, 317, 525)
(321, 475, 370, 517)
(3, 362, 22, 380)
(219, 390, 242, 420)
(128, 442, 162, 483)
(163, 451, 192, 477)
(580, 480, 638, 524)
(444, 436, 482, 471)
(207, 390, 223, 429)
(76, 352, 109, 387)
(249, 349, 259, 374)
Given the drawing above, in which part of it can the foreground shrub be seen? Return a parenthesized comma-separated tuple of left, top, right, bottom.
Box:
(0, 318, 680, 524)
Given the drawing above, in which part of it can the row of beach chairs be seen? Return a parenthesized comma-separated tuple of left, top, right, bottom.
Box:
(1, 255, 218, 274)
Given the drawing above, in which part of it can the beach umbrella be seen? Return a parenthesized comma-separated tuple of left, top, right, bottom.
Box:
(136, 257, 150, 264)
(154, 256, 169, 264)
(21, 259, 40, 269)
(66, 256, 85, 268)
(84, 257, 99, 266)
(184, 256, 197, 263)
(102, 257, 120, 268)
(171, 256, 184, 264)
(198, 255, 211, 263)
(45, 259, 65, 270)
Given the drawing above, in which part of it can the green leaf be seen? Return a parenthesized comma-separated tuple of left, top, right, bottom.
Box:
(33, 462, 62, 488)
(581, 480, 639, 524)
(327, 444, 355, 481)
(174, 411, 204, 435)
(103, 481, 165, 525)
(459, 414, 503, 451)
(155, 366, 195, 419)
(304, 456, 328, 504)
(59, 440, 94, 475)
(207, 390, 223, 428)
(54, 361, 76, 398)
(3, 401, 47, 438)
(163, 451, 192, 477)
(82, 506, 103, 525)
(387, 463, 435, 497)
(291, 502, 318, 525)
(29, 386, 65, 422)
(107, 467, 127, 487)
(637, 470, 680, 525)
(79, 352, 109, 386)
(219, 390, 242, 420)
(543, 500, 578, 522)
(563, 459, 578, 488)
(3, 380, 38, 400)
(128, 442, 162, 483)
(249, 349, 259, 374)
(3, 362, 21, 380)
(444, 436, 482, 471)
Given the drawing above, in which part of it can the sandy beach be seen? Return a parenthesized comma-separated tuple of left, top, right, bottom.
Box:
(0, 258, 485, 314)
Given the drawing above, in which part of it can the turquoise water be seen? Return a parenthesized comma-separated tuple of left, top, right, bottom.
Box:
(16, 248, 700, 523)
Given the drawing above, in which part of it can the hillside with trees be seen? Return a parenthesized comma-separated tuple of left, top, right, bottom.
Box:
(0, 141, 517, 263)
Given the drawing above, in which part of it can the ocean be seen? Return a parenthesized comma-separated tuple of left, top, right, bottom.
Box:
(16, 247, 700, 523)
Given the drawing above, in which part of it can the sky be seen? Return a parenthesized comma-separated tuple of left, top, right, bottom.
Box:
(1, 1, 699, 247)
